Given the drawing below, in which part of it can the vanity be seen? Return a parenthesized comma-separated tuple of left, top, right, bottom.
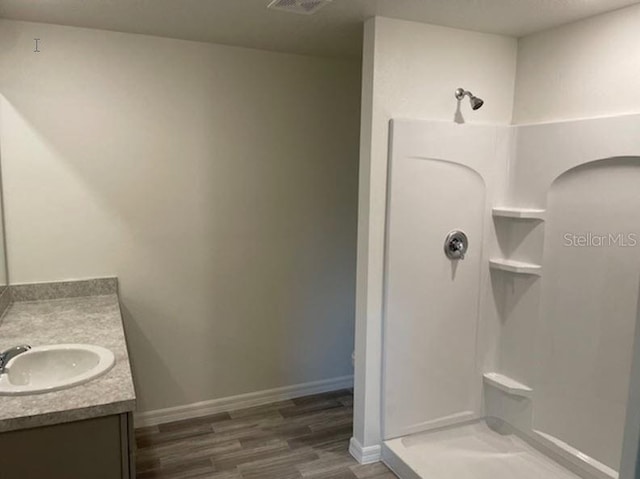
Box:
(0, 278, 136, 479)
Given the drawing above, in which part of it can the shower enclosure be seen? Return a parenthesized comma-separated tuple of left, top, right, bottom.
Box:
(380, 114, 640, 479)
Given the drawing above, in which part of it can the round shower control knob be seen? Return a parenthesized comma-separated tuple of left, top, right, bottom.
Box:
(444, 230, 468, 260)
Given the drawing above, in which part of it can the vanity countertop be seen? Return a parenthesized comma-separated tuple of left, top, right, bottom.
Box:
(0, 292, 136, 432)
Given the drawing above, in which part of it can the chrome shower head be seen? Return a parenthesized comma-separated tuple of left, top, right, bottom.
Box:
(455, 88, 484, 110)
(469, 95, 484, 110)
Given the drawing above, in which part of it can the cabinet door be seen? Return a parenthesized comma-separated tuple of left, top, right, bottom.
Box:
(0, 415, 123, 479)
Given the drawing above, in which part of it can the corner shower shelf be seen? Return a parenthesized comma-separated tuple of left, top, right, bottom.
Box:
(483, 372, 533, 398)
(492, 207, 546, 220)
(489, 258, 542, 276)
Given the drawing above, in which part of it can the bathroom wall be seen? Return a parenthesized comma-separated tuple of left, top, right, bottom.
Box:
(354, 16, 517, 452)
(500, 5, 640, 469)
(490, 115, 640, 477)
(0, 20, 361, 413)
(538, 158, 640, 470)
(383, 120, 511, 440)
(505, 6, 640, 472)
(0, 140, 7, 290)
(513, 3, 640, 124)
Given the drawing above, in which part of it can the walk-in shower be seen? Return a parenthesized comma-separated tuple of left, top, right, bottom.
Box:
(380, 114, 640, 479)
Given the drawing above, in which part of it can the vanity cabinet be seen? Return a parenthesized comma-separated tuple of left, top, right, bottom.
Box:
(0, 412, 135, 479)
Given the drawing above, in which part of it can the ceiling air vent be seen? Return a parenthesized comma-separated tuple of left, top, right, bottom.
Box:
(267, 0, 332, 15)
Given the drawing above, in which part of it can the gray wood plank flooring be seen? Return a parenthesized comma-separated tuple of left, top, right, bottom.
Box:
(135, 390, 397, 479)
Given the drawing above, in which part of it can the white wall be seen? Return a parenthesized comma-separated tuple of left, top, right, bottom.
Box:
(513, 4, 640, 124)
(383, 120, 511, 440)
(503, 7, 640, 474)
(0, 20, 361, 413)
(354, 16, 517, 453)
(538, 158, 640, 470)
(488, 115, 640, 477)
(620, 281, 640, 479)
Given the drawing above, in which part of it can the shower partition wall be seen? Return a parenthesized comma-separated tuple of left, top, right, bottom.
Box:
(382, 120, 510, 440)
(380, 115, 640, 479)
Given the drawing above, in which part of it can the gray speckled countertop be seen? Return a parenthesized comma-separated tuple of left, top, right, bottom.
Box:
(0, 294, 136, 432)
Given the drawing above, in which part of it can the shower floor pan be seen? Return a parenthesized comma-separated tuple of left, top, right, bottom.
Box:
(382, 421, 581, 479)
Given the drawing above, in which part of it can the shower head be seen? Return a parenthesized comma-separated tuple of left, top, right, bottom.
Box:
(455, 88, 484, 110)
(469, 96, 484, 110)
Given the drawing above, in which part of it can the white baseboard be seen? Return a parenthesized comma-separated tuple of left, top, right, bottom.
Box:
(349, 437, 382, 464)
(135, 375, 353, 428)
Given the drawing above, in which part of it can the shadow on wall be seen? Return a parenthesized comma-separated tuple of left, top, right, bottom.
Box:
(119, 302, 185, 406)
(454, 100, 465, 124)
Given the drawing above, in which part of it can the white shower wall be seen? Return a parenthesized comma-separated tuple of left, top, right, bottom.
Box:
(383, 120, 510, 439)
(383, 114, 640, 478)
(538, 159, 640, 469)
(499, 115, 640, 477)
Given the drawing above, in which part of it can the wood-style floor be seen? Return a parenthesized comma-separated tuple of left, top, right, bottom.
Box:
(135, 389, 397, 479)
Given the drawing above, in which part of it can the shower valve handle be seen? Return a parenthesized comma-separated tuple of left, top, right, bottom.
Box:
(444, 230, 468, 260)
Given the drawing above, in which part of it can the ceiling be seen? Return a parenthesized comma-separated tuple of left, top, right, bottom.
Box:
(0, 0, 637, 58)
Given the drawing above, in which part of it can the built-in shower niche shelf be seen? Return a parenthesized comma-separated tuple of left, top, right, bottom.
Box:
(489, 258, 542, 276)
(492, 207, 546, 220)
(483, 372, 533, 398)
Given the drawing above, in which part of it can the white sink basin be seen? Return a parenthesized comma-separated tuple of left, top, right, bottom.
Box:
(0, 344, 115, 396)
